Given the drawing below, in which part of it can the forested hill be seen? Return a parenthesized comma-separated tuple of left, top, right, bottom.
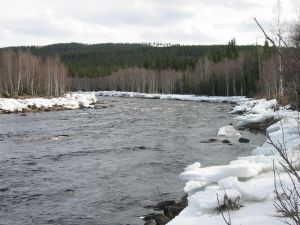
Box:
(1, 42, 257, 77)
(1, 41, 282, 99)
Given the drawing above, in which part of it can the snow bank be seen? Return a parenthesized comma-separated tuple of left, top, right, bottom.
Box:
(230, 99, 277, 114)
(189, 188, 241, 211)
(95, 91, 248, 103)
(168, 98, 300, 225)
(0, 93, 97, 113)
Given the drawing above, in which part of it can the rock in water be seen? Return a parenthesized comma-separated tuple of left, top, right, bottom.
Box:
(239, 137, 250, 143)
(144, 220, 156, 225)
(217, 125, 241, 136)
(222, 139, 231, 144)
(200, 138, 218, 143)
(163, 205, 183, 219)
(155, 214, 170, 225)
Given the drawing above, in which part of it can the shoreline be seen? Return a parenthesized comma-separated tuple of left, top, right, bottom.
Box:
(0, 91, 249, 114)
(166, 99, 299, 225)
(0, 93, 107, 114)
(142, 99, 271, 225)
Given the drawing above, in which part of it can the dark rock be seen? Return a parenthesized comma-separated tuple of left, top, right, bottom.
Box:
(208, 138, 217, 142)
(163, 205, 184, 219)
(0, 187, 9, 192)
(25, 161, 37, 166)
(20, 113, 27, 116)
(177, 194, 188, 208)
(153, 200, 176, 211)
(145, 194, 187, 224)
(144, 220, 156, 225)
(222, 139, 230, 144)
(143, 213, 170, 225)
(239, 138, 250, 143)
(155, 214, 170, 225)
(138, 146, 146, 150)
(143, 213, 157, 221)
(44, 108, 53, 112)
(239, 117, 279, 132)
(200, 138, 217, 143)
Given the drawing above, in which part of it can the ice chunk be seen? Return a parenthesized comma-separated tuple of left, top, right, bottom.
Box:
(179, 163, 264, 182)
(184, 162, 201, 171)
(251, 99, 277, 114)
(217, 125, 241, 136)
(184, 181, 208, 193)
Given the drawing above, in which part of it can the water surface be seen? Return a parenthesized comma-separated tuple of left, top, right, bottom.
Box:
(0, 97, 265, 225)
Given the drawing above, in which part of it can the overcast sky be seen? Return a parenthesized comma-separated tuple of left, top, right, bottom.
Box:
(0, 0, 298, 47)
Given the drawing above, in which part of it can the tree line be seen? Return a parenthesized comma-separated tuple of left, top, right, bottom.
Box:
(68, 40, 262, 97)
(0, 31, 299, 100)
(0, 50, 67, 97)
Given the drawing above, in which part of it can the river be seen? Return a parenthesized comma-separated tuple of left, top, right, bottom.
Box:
(0, 96, 265, 225)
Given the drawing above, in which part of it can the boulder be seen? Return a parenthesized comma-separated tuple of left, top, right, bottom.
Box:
(200, 138, 217, 143)
(144, 220, 156, 225)
(222, 139, 230, 144)
(163, 205, 184, 219)
(153, 200, 176, 211)
(239, 138, 250, 143)
(155, 214, 170, 225)
(143, 214, 170, 225)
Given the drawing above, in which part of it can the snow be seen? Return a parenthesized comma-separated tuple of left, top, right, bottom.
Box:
(179, 162, 266, 182)
(230, 99, 277, 114)
(0, 93, 97, 113)
(217, 125, 241, 136)
(184, 181, 208, 193)
(168, 98, 300, 225)
(95, 91, 248, 103)
(189, 188, 241, 211)
(184, 162, 201, 171)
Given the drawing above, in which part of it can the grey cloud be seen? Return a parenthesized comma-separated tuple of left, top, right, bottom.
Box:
(58, 1, 193, 28)
(2, 15, 73, 38)
(140, 28, 219, 44)
(201, 0, 262, 9)
(0, 0, 283, 46)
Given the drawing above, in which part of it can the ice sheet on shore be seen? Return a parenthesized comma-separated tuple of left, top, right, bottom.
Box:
(0, 93, 97, 113)
(168, 98, 300, 225)
(95, 91, 248, 103)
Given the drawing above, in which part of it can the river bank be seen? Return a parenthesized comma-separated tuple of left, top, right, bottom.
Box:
(166, 99, 299, 225)
(0, 93, 104, 113)
(0, 91, 249, 114)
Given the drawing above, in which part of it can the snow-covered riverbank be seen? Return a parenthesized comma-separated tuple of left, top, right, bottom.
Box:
(0, 91, 249, 113)
(0, 93, 97, 113)
(168, 99, 300, 225)
(95, 91, 248, 103)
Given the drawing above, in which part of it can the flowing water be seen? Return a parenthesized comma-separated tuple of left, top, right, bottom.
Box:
(0, 97, 265, 225)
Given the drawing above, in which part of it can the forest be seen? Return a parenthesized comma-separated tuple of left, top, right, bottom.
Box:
(0, 32, 299, 103)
